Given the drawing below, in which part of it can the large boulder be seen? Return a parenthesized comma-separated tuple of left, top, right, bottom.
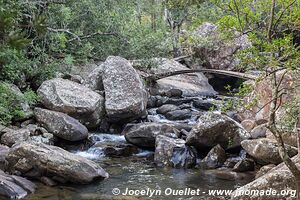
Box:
(149, 58, 216, 97)
(231, 156, 300, 200)
(102, 56, 147, 122)
(186, 113, 250, 150)
(37, 78, 104, 128)
(0, 170, 36, 200)
(34, 108, 88, 142)
(241, 138, 298, 165)
(154, 135, 196, 168)
(5, 142, 109, 184)
(192, 22, 251, 70)
(238, 71, 297, 123)
(123, 122, 179, 148)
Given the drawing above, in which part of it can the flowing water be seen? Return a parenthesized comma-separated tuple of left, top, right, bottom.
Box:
(26, 97, 252, 200)
(26, 134, 252, 200)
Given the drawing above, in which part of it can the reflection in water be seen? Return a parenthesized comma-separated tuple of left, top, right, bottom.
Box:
(26, 156, 251, 200)
(26, 128, 251, 200)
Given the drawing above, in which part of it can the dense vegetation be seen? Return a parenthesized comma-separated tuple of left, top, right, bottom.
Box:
(0, 0, 299, 127)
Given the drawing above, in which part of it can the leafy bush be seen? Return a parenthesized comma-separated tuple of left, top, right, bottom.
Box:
(0, 82, 39, 125)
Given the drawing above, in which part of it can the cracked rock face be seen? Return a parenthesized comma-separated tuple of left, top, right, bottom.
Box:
(37, 78, 105, 129)
(34, 108, 88, 142)
(186, 112, 250, 150)
(5, 142, 109, 184)
(103, 56, 148, 123)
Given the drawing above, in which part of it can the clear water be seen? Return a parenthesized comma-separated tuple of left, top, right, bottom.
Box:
(25, 133, 252, 200)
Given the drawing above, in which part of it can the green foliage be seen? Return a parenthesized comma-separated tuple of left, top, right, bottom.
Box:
(220, 83, 256, 112)
(0, 83, 24, 125)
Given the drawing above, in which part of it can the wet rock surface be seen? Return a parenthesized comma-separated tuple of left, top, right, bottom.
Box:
(200, 144, 226, 169)
(0, 170, 36, 200)
(154, 135, 196, 168)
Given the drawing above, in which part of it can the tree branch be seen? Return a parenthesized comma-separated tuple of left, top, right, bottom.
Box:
(67, 31, 119, 42)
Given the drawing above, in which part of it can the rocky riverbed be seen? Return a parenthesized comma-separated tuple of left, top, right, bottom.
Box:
(0, 53, 298, 200)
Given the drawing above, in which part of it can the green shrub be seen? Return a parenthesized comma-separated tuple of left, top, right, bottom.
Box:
(0, 83, 39, 125)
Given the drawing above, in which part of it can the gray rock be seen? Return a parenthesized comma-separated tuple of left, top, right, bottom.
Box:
(103, 56, 147, 122)
(154, 135, 196, 168)
(231, 157, 300, 200)
(0, 170, 36, 199)
(201, 144, 226, 169)
(232, 158, 255, 172)
(85, 63, 105, 91)
(6, 142, 109, 184)
(156, 104, 179, 115)
(255, 164, 276, 179)
(37, 78, 104, 128)
(266, 131, 298, 147)
(1, 129, 30, 147)
(241, 138, 298, 165)
(192, 100, 217, 111)
(92, 142, 139, 157)
(186, 113, 250, 150)
(35, 108, 88, 142)
(193, 22, 251, 70)
(123, 122, 179, 148)
(241, 119, 257, 132)
(149, 58, 216, 97)
(0, 126, 54, 147)
(0, 145, 9, 170)
(165, 109, 192, 120)
(250, 124, 268, 139)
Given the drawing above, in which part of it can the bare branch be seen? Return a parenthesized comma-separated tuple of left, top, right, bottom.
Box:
(47, 27, 80, 41)
(67, 31, 119, 42)
(273, 0, 297, 31)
